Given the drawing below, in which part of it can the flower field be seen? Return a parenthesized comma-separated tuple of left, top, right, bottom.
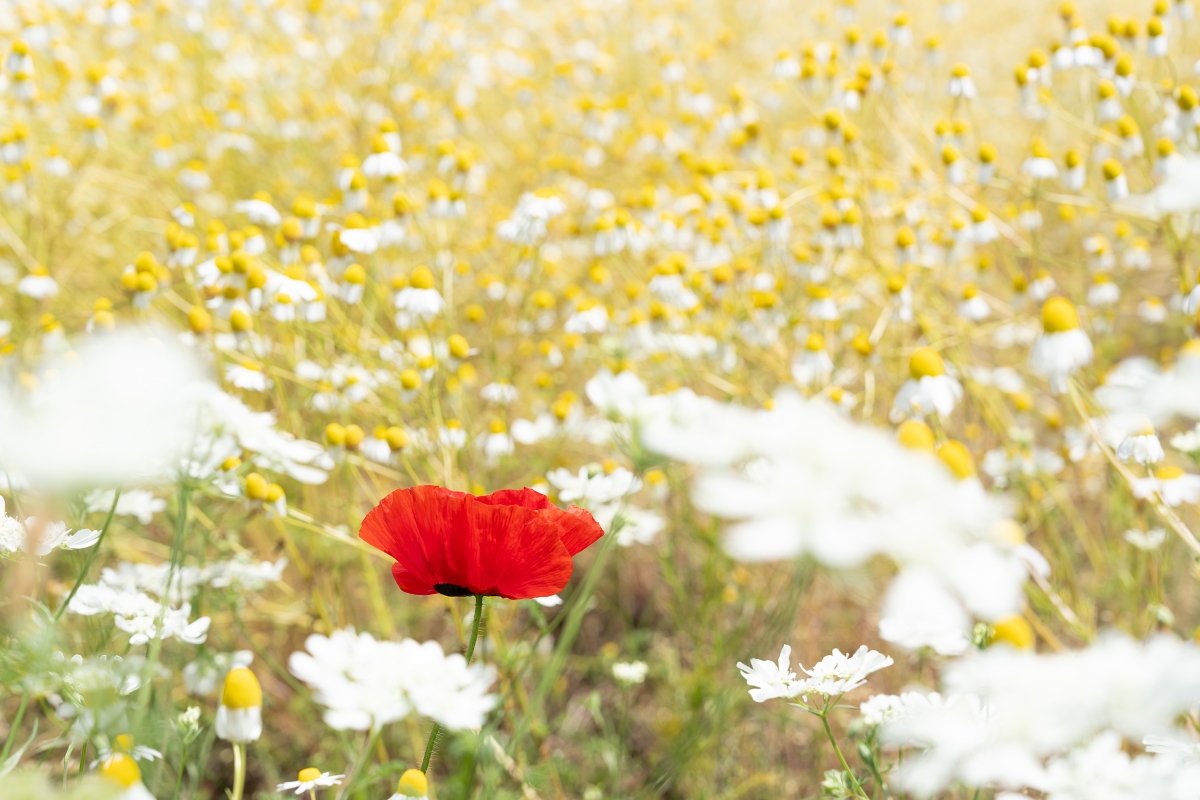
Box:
(1, 0, 1199, 798)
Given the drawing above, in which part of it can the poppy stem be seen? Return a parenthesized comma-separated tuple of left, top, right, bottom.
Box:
(421, 593, 485, 773)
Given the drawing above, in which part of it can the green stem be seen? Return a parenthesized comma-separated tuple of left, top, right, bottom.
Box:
(421, 593, 485, 773)
(230, 742, 246, 800)
(820, 712, 867, 799)
(53, 489, 121, 623)
(529, 533, 617, 721)
(172, 745, 187, 800)
(0, 694, 29, 765)
(338, 726, 382, 800)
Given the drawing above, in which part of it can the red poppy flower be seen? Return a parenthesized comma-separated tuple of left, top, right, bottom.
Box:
(359, 485, 605, 599)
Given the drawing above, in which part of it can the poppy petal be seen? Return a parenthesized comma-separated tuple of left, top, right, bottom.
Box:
(557, 505, 606, 556)
(463, 500, 574, 598)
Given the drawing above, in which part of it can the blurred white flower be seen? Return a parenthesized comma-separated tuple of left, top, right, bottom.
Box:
(289, 628, 496, 731)
(0, 327, 206, 488)
(612, 661, 648, 686)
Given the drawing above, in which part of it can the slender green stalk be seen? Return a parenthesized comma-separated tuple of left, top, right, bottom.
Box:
(421, 593, 485, 773)
(0, 693, 29, 764)
(530, 532, 617, 719)
(53, 489, 121, 623)
(230, 742, 246, 800)
(820, 711, 867, 800)
(338, 726, 382, 800)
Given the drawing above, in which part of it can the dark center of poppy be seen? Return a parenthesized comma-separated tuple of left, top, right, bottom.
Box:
(434, 583, 474, 597)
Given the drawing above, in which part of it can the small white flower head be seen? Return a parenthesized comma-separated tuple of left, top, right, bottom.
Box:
(277, 767, 344, 796)
(1115, 419, 1165, 465)
(216, 667, 263, 743)
(947, 63, 976, 99)
(1132, 465, 1200, 506)
(737, 644, 802, 703)
(800, 645, 894, 696)
(1102, 158, 1128, 201)
(1030, 298, 1092, 394)
(892, 347, 963, 420)
(1123, 527, 1167, 551)
(612, 660, 649, 686)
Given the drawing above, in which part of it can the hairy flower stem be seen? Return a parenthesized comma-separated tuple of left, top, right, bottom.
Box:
(421, 593, 485, 773)
(230, 742, 246, 800)
(52, 489, 121, 624)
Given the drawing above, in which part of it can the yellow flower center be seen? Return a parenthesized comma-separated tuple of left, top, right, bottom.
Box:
(1041, 297, 1080, 333)
(897, 419, 935, 451)
(410, 265, 436, 290)
(937, 441, 975, 479)
(100, 754, 141, 788)
(298, 768, 322, 782)
(909, 347, 945, 379)
(991, 615, 1035, 650)
(221, 667, 263, 709)
(398, 769, 429, 798)
(1156, 465, 1185, 481)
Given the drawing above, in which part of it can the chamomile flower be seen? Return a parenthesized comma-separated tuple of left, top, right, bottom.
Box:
(892, 347, 963, 419)
(1132, 465, 1200, 506)
(215, 668, 263, 743)
(277, 768, 344, 796)
(1030, 298, 1093, 393)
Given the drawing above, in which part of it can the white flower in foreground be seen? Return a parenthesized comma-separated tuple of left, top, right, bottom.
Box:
(643, 390, 1024, 643)
(1143, 733, 1200, 764)
(886, 633, 1200, 796)
(277, 768, 344, 796)
(1029, 298, 1092, 394)
(0, 327, 205, 488)
(85, 488, 166, 524)
(289, 628, 496, 732)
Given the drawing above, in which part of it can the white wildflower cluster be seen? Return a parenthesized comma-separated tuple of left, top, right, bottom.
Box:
(739, 644, 894, 704)
(288, 628, 497, 732)
(881, 633, 1200, 797)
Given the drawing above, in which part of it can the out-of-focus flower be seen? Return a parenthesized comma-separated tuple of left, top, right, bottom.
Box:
(0, 327, 205, 488)
(215, 668, 263, 743)
(288, 628, 496, 731)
